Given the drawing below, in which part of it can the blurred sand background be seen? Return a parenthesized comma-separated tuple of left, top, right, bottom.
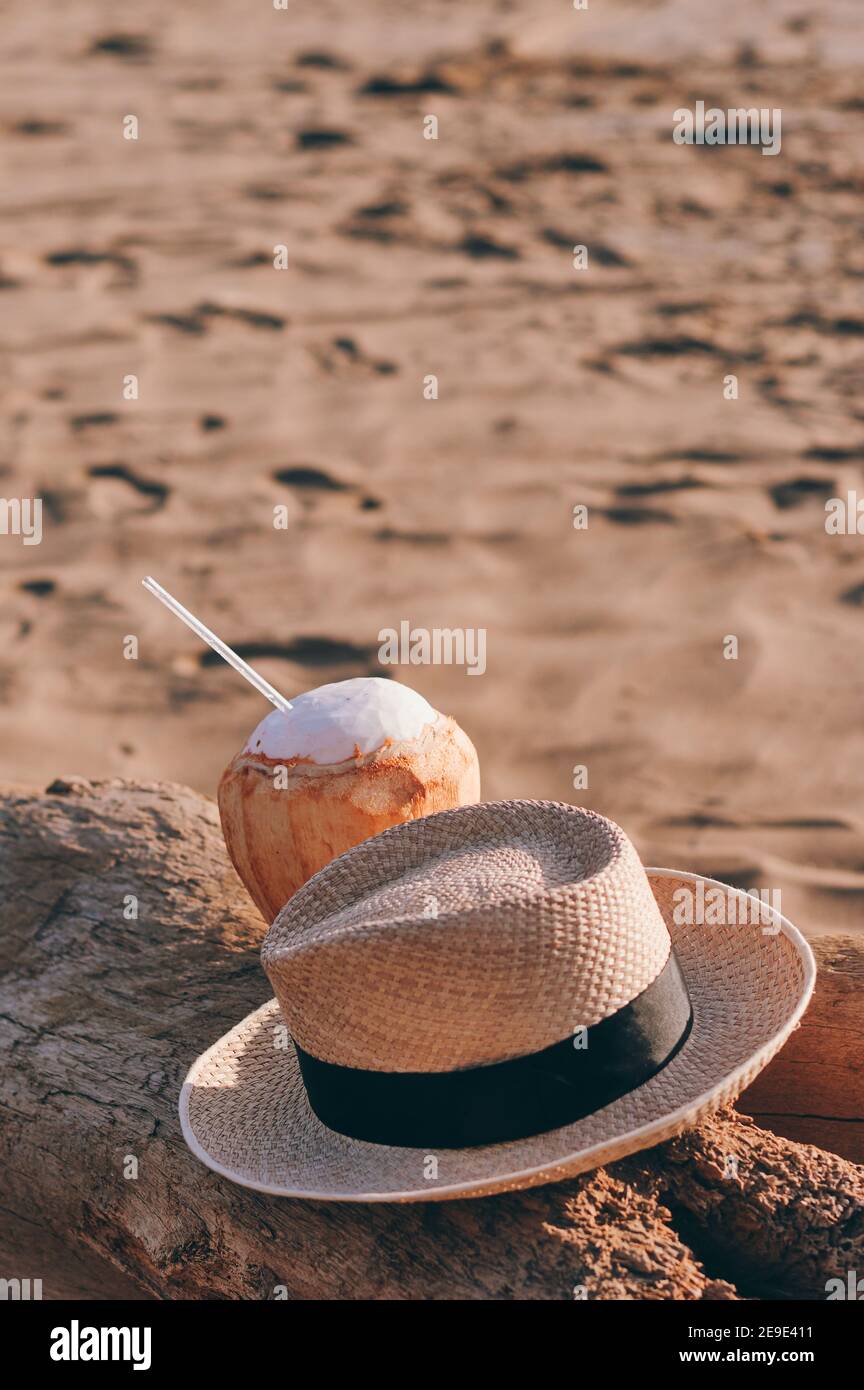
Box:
(2, 0, 864, 940)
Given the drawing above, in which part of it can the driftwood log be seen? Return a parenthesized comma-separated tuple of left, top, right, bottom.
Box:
(739, 935, 864, 1165)
(0, 779, 861, 1301)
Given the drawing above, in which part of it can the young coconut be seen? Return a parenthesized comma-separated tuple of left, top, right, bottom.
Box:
(141, 580, 480, 923)
(218, 677, 480, 921)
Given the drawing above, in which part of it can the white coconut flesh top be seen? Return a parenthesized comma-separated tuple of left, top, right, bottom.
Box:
(243, 677, 440, 765)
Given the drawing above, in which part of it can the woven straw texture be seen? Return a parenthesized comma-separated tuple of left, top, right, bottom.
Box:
(261, 802, 670, 1069)
(182, 804, 815, 1203)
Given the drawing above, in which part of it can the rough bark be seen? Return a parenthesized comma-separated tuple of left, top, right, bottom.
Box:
(0, 779, 860, 1301)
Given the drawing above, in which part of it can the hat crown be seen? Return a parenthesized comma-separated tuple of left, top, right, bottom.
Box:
(262, 801, 671, 1072)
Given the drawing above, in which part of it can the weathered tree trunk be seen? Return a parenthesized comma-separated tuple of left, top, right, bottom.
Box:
(0, 779, 860, 1300)
(738, 935, 864, 1164)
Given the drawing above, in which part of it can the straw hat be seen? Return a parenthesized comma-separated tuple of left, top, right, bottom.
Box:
(180, 801, 815, 1202)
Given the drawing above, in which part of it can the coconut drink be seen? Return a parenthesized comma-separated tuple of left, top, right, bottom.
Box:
(142, 579, 480, 923)
(218, 677, 480, 921)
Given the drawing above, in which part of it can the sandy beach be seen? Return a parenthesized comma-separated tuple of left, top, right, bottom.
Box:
(2, 0, 864, 959)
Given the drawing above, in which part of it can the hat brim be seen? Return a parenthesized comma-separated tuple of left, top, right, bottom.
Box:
(179, 870, 815, 1202)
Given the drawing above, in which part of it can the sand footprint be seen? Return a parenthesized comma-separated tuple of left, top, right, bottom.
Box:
(87, 464, 168, 518)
